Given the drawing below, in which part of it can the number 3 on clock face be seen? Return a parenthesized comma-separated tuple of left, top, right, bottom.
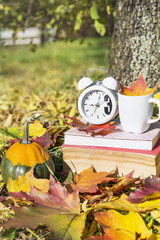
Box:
(78, 85, 118, 125)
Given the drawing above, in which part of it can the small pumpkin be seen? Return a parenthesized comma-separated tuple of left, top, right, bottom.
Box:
(1, 116, 55, 184)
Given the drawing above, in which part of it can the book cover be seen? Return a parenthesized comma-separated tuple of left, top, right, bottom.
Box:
(64, 122, 160, 151)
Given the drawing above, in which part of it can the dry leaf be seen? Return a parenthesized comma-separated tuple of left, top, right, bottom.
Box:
(18, 120, 47, 138)
(94, 210, 152, 239)
(120, 74, 159, 96)
(70, 166, 116, 193)
(7, 169, 50, 194)
(66, 116, 117, 136)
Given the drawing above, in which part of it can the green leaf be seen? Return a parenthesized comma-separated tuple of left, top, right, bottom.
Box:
(74, 10, 83, 31)
(7, 127, 22, 139)
(3, 228, 16, 240)
(113, 10, 116, 17)
(90, 3, 99, 20)
(0, 128, 21, 139)
(94, 20, 106, 36)
(46, 18, 55, 29)
(64, 170, 75, 184)
(17, 14, 22, 22)
(3, 206, 87, 240)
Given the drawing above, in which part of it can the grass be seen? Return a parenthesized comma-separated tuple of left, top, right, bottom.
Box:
(0, 37, 112, 94)
(0, 37, 112, 129)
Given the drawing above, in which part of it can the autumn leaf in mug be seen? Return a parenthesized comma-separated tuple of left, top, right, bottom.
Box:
(120, 74, 159, 96)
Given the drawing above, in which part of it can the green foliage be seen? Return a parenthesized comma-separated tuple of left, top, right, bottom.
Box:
(0, 0, 117, 38)
(3, 228, 16, 240)
(90, 3, 100, 20)
(94, 20, 106, 36)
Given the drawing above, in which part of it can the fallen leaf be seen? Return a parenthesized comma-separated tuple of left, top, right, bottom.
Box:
(3, 175, 87, 239)
(70, 166, 116, 193)
(94, 210, 152, 240)
(94, 194, 144, 213)
(66, 116, 117, 136)
(0, 201, 14, 224)
(7, 169, 50, 194)
(127, 175, 160, 203)
(1, 127, 21, 139)
(33, 131, 53, 149)
(18, 120, 47, 138)
(151, 210, 160, 224)
(10, 175, 80, 212)
(3, 205, 87, 240)
(154, 92, 160, 100)
(138, 198, 160, 211)
(120, 74, 159, 96)
(111, 171, 139, 193)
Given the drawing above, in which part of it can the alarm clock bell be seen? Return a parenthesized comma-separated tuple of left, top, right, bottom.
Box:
(78, 77, 93, 91)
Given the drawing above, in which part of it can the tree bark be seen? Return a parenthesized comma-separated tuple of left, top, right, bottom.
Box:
(109, 0, 160, 88)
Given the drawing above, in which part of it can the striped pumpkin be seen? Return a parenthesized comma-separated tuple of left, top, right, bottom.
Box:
(1, 117, 55, 184)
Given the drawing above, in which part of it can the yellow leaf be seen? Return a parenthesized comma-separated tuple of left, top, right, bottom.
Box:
(151, 210, 160, 223)
(18, 120, 47, 137)
(69, 108, 76, 118)
(59, 119, 63, 126)
(47, 101, 57, 112)
(107, 5, 111, 15)
(60, 100, 67, 109)
(59, 92, 68, 100)
(139, 198, 160, 211)
(147, 218, 153, 229)
(7, 169, 50, 194)
(57, 100, 63, 110)
(95, 210, 152, 239)
(154, 92, 160, 100)
(94, 193, 144, 212)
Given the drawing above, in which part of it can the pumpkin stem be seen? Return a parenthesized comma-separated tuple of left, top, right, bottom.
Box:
(21, 114, 42, 144)
(21, 119, 31, 144)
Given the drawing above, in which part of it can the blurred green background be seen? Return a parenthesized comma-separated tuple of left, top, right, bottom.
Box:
(0, 38, 111, 93)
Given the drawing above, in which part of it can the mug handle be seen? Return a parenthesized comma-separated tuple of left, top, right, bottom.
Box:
(148, 98, 160, 124)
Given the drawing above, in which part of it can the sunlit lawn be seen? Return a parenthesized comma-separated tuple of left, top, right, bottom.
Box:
(0, 37, 112, 128)
(0, 37, 112, 93)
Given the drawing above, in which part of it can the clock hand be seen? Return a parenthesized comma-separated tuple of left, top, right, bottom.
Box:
(98, 100, 106, 105)
(91, 106, 98, 116)
(85, 104, 97, 106)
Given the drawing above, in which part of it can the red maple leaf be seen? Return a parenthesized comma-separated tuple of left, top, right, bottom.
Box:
(66, 116, 117, 136)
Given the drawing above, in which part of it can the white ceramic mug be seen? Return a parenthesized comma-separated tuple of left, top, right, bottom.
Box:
(118, 90, 160, 133)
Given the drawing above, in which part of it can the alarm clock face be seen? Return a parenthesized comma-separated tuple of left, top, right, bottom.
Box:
(78, 84, 118, 125)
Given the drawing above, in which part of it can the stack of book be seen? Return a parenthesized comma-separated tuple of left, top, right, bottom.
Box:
(62, 121, 160, 178)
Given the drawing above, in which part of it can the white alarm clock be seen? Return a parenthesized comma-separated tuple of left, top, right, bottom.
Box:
(77, 68, 120, 125)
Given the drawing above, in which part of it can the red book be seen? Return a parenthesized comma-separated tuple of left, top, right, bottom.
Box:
(62, 123, 160, 178)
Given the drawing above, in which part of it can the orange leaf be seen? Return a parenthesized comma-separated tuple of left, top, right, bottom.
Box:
(70, 166, 116, 193)
(94, 210, 152, 240)
(120, 74, 159, 96)
(111, 171, 139, 193)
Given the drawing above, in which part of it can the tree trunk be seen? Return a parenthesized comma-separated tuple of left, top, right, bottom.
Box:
(109, 0, 160, 89)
